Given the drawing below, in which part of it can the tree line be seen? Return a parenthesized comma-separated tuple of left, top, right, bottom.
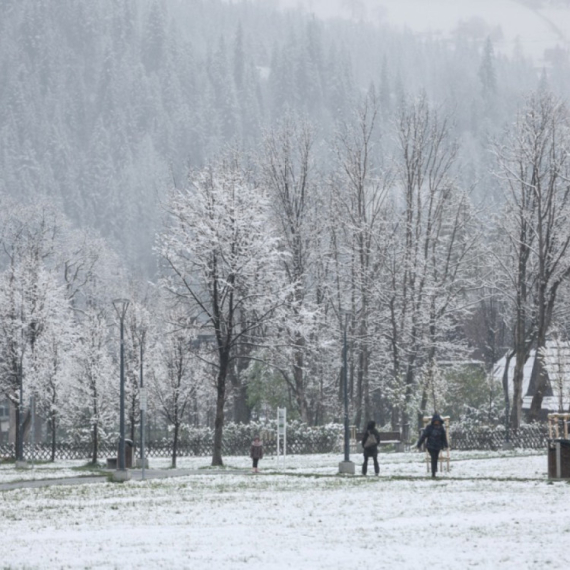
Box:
(2, 89, 570, 466)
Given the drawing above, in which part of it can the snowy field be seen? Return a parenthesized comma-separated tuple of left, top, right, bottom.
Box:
(1, 451, 569, 569)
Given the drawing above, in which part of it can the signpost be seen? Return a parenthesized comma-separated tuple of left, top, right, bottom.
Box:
(277, 407, 287, 467)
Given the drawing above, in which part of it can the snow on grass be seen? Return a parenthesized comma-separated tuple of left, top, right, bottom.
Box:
(151, 448, 548, 480)
(0, 460, 104, 485)
(1, 451, 569, 569)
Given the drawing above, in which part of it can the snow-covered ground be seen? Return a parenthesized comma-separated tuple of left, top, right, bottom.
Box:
(276, 0, 570, 63)
(1, 450, 569, 569)
(0, 462, 102, 485)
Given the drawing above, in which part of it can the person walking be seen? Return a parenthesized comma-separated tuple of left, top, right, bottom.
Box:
(417, 413, 448, 478)
(361, 420, 381, 476)
(250, 435, 263, 473)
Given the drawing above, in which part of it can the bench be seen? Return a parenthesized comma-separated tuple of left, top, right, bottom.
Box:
(356, 431, 402, 445)
(351, 428, 405, 452)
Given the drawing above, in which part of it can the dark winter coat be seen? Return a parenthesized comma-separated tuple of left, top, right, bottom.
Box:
(361, 421, 381, 455)
(417, 414, 448, 452)
(250, 441, 263, 460)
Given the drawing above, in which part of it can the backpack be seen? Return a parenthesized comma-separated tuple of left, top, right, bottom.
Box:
(364, 432, 377, 448)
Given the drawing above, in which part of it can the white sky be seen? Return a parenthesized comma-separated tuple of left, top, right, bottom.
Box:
(275, 0, 570, 62)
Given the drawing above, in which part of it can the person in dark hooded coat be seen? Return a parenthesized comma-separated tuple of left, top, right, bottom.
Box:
(417, 413, 448, 478)
(361, 420, 381, 475)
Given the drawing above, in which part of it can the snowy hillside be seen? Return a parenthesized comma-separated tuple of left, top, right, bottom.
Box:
(277, 0, 570, 63)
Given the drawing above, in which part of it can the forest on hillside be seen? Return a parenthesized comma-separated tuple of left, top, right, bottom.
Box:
(3, 0, 569, 272)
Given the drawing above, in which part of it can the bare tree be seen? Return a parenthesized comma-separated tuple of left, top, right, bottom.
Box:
(386, 94, 480, 438)
(332, 91, 391, 427)
(260, 117, 325, 423)
(151, 307, 200, 468)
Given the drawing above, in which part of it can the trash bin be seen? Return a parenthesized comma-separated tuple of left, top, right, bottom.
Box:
(117, 439, 135, 469)
(547, 439, 570, 479)
(125, 439, 134, 468)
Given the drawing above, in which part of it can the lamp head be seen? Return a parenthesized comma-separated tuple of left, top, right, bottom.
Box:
(112, 298, 130, 320)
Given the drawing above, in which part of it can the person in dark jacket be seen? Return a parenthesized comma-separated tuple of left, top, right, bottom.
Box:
(417, 413, 448, 478)
(250, 436, 263, 473)
(361, 420, 381, 475)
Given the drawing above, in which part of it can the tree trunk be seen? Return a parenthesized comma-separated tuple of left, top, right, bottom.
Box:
(527, 353, 549, 421)
(511, 350, 526, 428)
(528, 288, 558, 421)
(130, 412, 136, 443)
(212, 378, 226, 466)
(212, 353, 230, 466)
(92, 422, 98, 465)
(232, 382, 251, 424)
(419, 386, 428, 428)
(229, 356, 251, 424)
(14, 404, 21, 460)
(293, 334, 309, 424)
(502, 351, 514, 436)
(172, 422, 179, 468)
(50, 412, 56, 463)
(402, 362, 416, 443)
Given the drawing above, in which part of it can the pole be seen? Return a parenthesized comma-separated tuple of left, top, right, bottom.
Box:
(343, 316, 350, 463)
(283, 408, 287, 463)
(30, 395, 35, 468)
(18, 365, 23, 463)
(140, 341, 145, 481)
(119, 315, 126, 471)
(505, 399, 510, 444)
(276, 408, 280, 468)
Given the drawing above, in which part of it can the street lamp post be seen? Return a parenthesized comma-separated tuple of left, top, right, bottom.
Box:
(113, 298, 130, 481)
(138, 329, 147, 479)
(343, 318, 350, 462)
(339, 312, 355, 475)
(18, 371, 23, 461)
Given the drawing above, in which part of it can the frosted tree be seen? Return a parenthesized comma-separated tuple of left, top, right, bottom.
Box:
(494, 91, 570, 425)
(158, 154, 290, 466)
(0, 201, 69, 457)
(67, 307, 116, 465)
(27, 271, 76, 462)
(209, 37, 238, 142)
(478, 37, 497, 99)
(123, 298, 152, 442)
(150, 306, 204, 468)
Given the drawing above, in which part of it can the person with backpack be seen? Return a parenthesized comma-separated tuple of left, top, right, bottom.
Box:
(361, 420, 381, 475)
(250, 435, 263, 473)
(416, 413, 448, 478)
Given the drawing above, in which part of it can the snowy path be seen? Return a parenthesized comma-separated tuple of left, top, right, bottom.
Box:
(0, 468, 251, 491)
